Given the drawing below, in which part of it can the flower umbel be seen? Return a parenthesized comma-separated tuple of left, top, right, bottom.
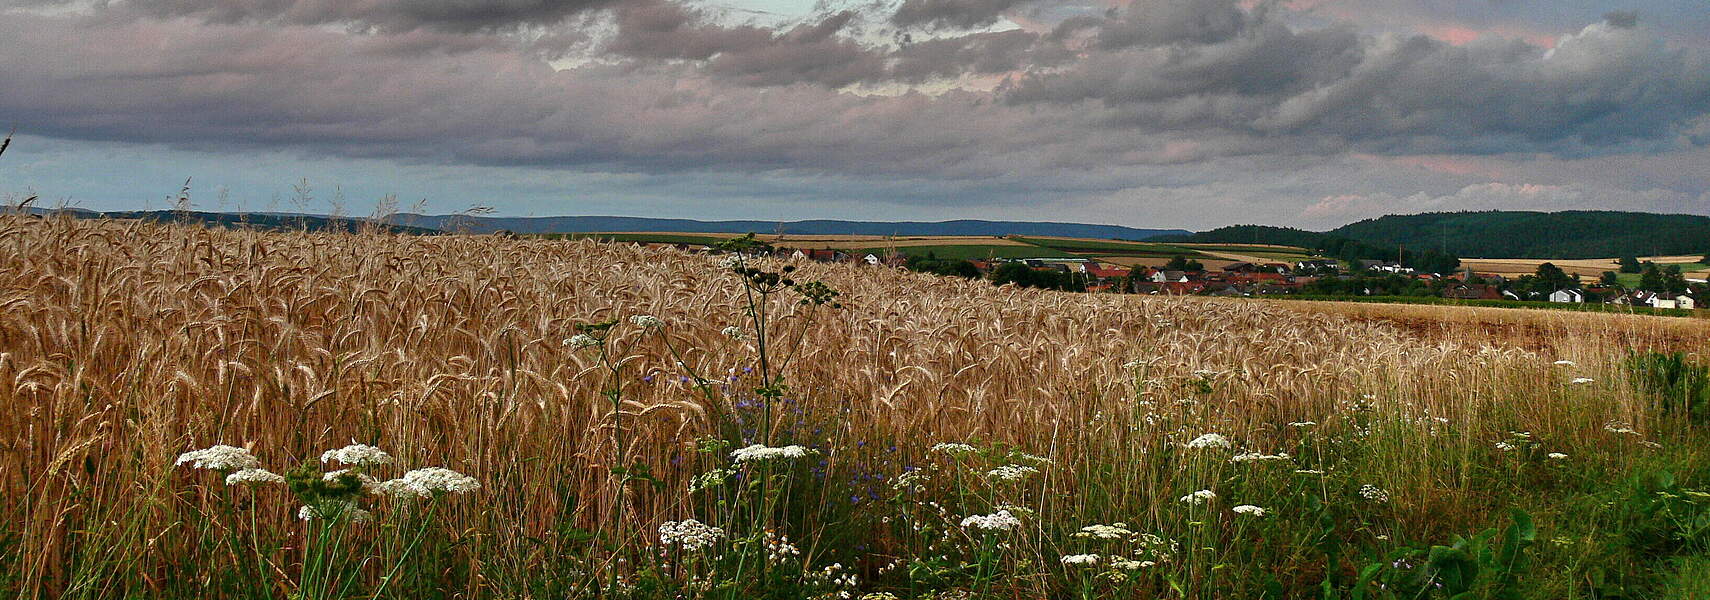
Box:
(177, 445, 260, 471)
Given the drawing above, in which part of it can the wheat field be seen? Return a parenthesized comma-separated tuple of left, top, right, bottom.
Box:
(2, 216, 1706, 599)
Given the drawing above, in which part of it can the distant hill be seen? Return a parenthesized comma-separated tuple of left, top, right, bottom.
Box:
(25, 208, 440, 235)
(1161, 211, 1710, 259)
(383, 214, 1190, 240)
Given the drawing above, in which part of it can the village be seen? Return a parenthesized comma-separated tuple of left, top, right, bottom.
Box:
(710, 242, 1707, 310)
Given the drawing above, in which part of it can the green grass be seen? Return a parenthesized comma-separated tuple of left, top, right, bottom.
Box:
(1011, 236, 1216, 257)
(531, 232, 735, 245)
(866, 244, 1076, 260)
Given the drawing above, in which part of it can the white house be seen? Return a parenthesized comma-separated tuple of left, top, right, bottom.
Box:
(1150, 270, 1189, 283)
(1675, 295, 1696, 310)
(861, 254, 881, 266)
(1548, 289, 1584, 303)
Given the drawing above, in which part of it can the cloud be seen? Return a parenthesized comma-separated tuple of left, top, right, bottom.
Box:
(108, 0, 613, 32)
(1, 0, 1708, 228)
(891, 0, 1032, 30)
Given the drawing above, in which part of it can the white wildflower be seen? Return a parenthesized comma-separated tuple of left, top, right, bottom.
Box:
(630, 315, 663, 329)
(298, 501, 372, 523)
(1109, 558, 1150, 570)
(1570, 377, 1595, 385)
(1178, 489, 1216, 505)
(1232, 504, 1268, 517)
(176, 445, 260, 471)
(721, 326, 744, 339)
(1547, 452, 1568, 460)
(960, 510, 1021, 532)
(930, 442, 978, 455)
(688, 469, 731, 493)
(224, 468, 284, 486)
(718, 255, 743, 269)
(1230, 451, 1291, 463)
(1552, 360, 1576, 366)
(566, 334, 600, 349)
(323, 469, 381, 494)
(1288, 421, 1317, 428)
(1495, 441, 1518, 452)
(1074, 524, 1133, 540)
(1603, 421, 1639, 435)
(1060, 554, 1100, 566)
(377, 467, 481, 498)
(986, 464, 1039, 483)
(730, 444, 813, 464)
(1184, 433, 1232, 450)
(1359, 484, 1390, 503)
(319, 444, 394, 467)
(1295, 469, 1327, 475)
(659, 519, 725, 552)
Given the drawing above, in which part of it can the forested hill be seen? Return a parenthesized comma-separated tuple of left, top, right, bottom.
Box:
(1162, 211, 1710, 259)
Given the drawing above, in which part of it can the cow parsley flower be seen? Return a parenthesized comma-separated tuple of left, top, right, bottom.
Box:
(566, 334, 600, 349)
(299, 501, 372, 523)
(730, 444, 812, 464)
(377, 467, 481, 498)
(1074, 523, 1133, 540)
(930, 442, 978, 455)
(1232, 504, 1268, 517)
(1109, 558, 1151, 570)
(960, 509, 1021, 532)
(1060, 554, 1100, 566)
(320, 444, 394, 467)
(1552, 360, 1576, 366)
(1359, 484, 1390, 503)
(1603, 421, 1639, 435)
(721, 326, 744, 339)
(323, 469, 381, 494)
(986, 464, 1039, 482)
(630, 315, 663, 329)
(224, 468, 284, 486)
(1185, 433, 1232, 450)
(1288, 421, 1317, 428)
(659, 519, 725, 552)
(1547, 452, 1568, 460)
(1179, 489, 1216, 505)
(177, 445, 260, 471)
(1230, 452, 1291, 463)
(1570, 377, 1595, 385)
(1495, 441, 1518, 452)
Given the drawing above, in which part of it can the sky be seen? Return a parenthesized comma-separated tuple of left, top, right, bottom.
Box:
(0, 0, 1707, 230)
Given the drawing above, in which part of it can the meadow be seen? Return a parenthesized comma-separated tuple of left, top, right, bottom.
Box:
(3, 216, 1710, 599)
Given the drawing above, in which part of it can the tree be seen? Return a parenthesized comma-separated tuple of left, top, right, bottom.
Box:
(1640, 262, 1665, 292)
(1600, 271, 1621, 287)
(1533, 262, 1575, 293)
(1619, 255, 1642, 274)
(1162, 254, 1203, 271)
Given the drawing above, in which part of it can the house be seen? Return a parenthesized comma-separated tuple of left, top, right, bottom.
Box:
(1548, 289, 1585, 303)
(860, 253, 881, 266)
(1296, 259, 1339, 272)
(1357, 259, 1384, 271)
(1221, 262, 1255, 273)
(1086, 268, 1131, 281)
(1151, 270, 1189, 283)
(1375, 263, 1415, 274)
(1677, 295, 1697, 310)
(1444, 284, 1501, 300)
(1653, 296, 1678, 309)
(803, 249, 847, 262)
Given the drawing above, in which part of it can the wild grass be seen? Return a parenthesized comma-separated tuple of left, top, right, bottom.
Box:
(1, 215, 1707, 599)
